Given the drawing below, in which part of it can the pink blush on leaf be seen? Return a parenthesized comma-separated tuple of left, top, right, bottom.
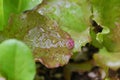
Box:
(66, 38, 74, 49)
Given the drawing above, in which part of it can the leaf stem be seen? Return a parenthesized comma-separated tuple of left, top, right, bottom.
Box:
(0, 0, 4, 30)
(18, 0, 22, 13)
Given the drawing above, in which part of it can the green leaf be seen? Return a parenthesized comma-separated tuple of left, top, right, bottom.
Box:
(0, 39, 35, 80)
(3, 11, 74, 68)
(91, 0, 120, 52)
(35, 0, 92, 52)
(90, 26, 110, 48)
(91, 0, 120, 28)
(96, 26, 110, 43)
(90, 27, 103, 48)
(0, 0, 42, 31)
(94, 48, 120, 70)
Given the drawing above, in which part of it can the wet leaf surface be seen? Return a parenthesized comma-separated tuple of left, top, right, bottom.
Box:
(3, 11, 74, 68)
(34, 0, 92, 52)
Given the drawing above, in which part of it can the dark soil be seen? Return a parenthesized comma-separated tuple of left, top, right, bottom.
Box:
(34, 62, 105, 80)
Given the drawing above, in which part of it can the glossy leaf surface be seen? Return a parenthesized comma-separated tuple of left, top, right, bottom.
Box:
(35, 0, 92, 52)
(0, 39, 35, 80)
(3, 11, 74, 68)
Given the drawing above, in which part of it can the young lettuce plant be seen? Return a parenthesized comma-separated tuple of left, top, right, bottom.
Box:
(91, 0, 120, 71)
(0, 0, 92, 68)
(1, 0, 120, 79)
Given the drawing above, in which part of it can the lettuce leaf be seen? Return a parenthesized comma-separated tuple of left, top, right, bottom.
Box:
(91, 0, 120, 52)
(3, 11, 74, 68)
(34, 0, 92, 52)
(0, 39, 35, 80)
(94, 48, 120, 70)
(91, 0, 120, 72)
(0, 0, 42, 31)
